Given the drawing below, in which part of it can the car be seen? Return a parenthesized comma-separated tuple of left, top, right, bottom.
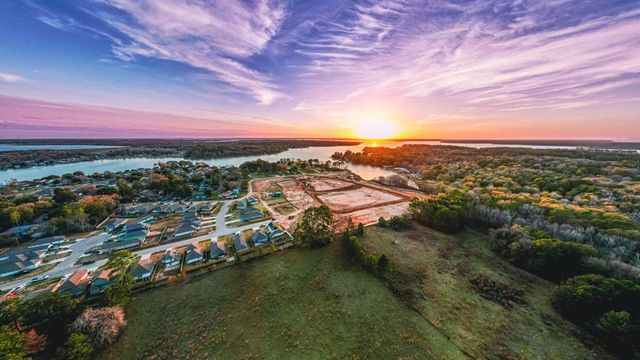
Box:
(28, 275, 50, 284)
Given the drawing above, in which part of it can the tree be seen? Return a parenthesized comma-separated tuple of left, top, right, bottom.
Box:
(528, 239, 597, 281)
(294, 206, 334, 247)
(0, 326, 29, 360)
(378, 217, 387, 227)
(17, 292, 80, 342)
(71, 306, 126, 347)
(53, 188, 76, 205)
(105, 251, 137, 307)
(356, 223, 365, 236)
(57, 333, 94, 360)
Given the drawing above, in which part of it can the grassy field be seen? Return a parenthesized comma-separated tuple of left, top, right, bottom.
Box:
(361, 225, 612, 360)
(102, 242, 467, 359)
(102, 224, 612, 360)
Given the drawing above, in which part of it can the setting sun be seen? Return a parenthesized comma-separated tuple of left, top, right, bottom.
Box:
(356, 119, 398, 139)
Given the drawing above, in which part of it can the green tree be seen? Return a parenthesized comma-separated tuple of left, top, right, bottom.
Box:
(17, 292, 80, 342)
(56, 333, 94, 360)
(0, 326, 30, 360)
(528, 239, 597, 281)
(294, 205, 334, 247)
(377, 217, 387, 227)
(356, 223, 365, 236)
(53, 187, 77, 205)
(105, 250, 137, 307)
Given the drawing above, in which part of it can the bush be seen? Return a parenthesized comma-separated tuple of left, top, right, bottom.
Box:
(71, 306, 126, 347)
(551, 274, 640, 357)
(378, 217, 387, 227)
(57, 333, 94, 360)
(528, 239, 597, 281)
(469, 273, 523, 307)
(342, 235, 389, 275)
(387, 216, 411, 231)
(409, 191, 467, 233)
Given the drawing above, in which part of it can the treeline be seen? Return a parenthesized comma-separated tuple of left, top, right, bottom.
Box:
(409, 192, 640, 357)
(184, 140, 360, 159)
(341, 219, 389, 275)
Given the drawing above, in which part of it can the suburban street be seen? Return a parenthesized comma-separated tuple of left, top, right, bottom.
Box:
(0, 199, 271, 291)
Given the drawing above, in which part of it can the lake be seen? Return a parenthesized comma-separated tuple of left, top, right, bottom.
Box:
(0, 140, 593, 183)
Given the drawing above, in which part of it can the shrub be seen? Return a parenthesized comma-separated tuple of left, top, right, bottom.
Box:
(469, 273, 523, 307)
(57, 333, 94, 360)
(71, 306, 126, 347)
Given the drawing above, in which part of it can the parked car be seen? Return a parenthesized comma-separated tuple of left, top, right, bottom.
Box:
(28, 275, 50, 284)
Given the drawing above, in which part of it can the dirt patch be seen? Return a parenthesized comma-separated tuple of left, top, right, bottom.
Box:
(305, 177, 354, 192)
(317, 187, 405, 213)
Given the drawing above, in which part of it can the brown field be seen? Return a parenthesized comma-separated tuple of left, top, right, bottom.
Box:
(305, 177, 354, 192)
(317, 187, 404, 212)
(251, 173, 414, 232)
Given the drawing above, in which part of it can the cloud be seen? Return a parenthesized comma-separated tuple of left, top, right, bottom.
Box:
(290, 1, 640, 113)
(96, 0, 288, 105)
(0, 73, 24, 83)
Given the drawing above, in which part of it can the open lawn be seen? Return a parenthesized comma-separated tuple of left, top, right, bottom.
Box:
(361, 225, 613, 359)
(101, 244, 467, 360)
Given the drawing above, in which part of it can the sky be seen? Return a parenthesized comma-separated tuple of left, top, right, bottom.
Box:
(0, 0, 639, 140)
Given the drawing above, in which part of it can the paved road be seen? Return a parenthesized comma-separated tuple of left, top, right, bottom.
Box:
(0, 198, 269, 291)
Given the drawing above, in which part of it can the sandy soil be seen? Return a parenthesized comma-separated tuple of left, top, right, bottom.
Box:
(306, 177, 354, 192)
(317, 187, 404, 212)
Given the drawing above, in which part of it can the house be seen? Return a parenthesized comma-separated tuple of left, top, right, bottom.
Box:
(0, 249, 46, 278)
(246, 195, 258, 205)
(235, 199, 247, 209)
(123, 222, 149, 234)
(55, 270, 91, 296)
(27, 235, 66, 251)
(162, 250, 182, 270)
(210, 240, 227, 260)
(120, 229, 147, 243)
(267, 222, 286, 238)
(238, 206, 264, 222)
(199, 203, 215, 214)
(89, 269, 115, 295)
(183, 213, 202, 227)
(132, 214, 155, 225)
(0, 262, 25, 278)
(252, 230, 269, 247)
(233, 233, 249, 253)
(130, 258, 156, 281)
(184, 243, 204, 265)
(104, 218, 128, 232)
(174, 223, 198, 238)
(99, 239, 142, 254)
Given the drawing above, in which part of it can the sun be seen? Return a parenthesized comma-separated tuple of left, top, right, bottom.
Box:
(356, 119, 398, 139)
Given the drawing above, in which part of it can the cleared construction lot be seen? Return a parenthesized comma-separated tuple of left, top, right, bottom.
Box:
(252, 172, 413, 230)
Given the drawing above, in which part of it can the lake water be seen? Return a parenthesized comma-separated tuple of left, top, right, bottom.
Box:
(0, 144, 120, 152)
(0, 140, 617, 183)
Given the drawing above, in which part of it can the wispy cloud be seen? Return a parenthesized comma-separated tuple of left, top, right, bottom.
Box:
(0, 72, 24, 83)
(99, 0, 290, 105)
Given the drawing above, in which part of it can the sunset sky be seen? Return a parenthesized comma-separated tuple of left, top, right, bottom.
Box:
(0, 1, 639, 139)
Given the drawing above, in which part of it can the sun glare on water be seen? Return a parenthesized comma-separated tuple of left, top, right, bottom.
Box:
(356, 119, 398, 140)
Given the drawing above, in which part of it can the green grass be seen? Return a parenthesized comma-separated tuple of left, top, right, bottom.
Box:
(102, 224, 613, 360)
(362, 225, 613, 360)
(102, 244, 466, 360)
